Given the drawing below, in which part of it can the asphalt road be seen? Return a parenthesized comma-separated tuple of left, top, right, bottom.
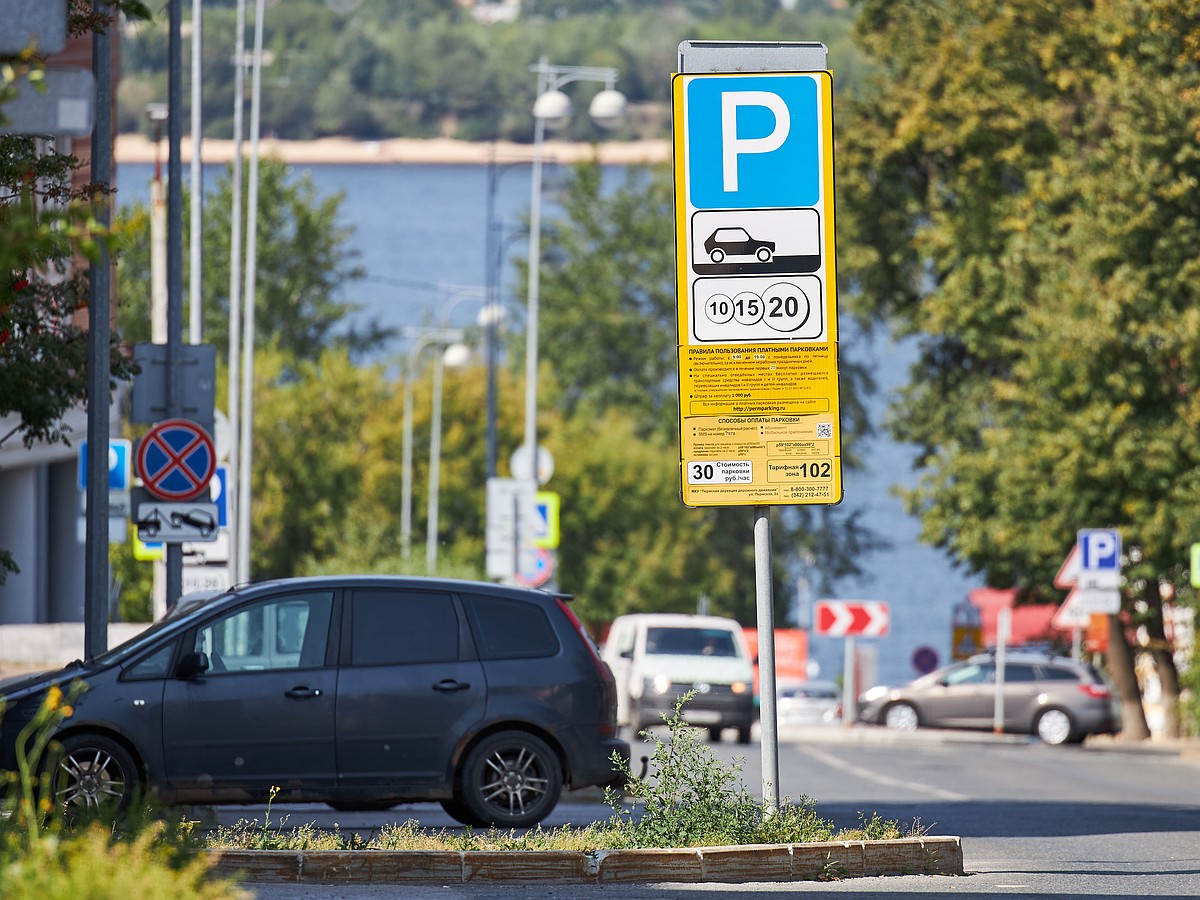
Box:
(210, 726, 1200, 899)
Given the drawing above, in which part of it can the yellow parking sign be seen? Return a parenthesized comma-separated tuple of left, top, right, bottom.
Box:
(673, 69, 842, 507)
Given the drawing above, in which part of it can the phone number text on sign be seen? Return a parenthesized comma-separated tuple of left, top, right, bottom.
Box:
(687, 460, 753, 484)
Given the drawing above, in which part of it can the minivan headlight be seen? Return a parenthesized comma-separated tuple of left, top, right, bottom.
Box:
(730, 681, 748, 694)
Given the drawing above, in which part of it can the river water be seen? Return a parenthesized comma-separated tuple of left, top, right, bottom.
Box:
(117, 160, 981, 690)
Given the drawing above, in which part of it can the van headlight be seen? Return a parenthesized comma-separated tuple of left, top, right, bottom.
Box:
(648, 675, 672, 694)
(730, 681, 748, 694)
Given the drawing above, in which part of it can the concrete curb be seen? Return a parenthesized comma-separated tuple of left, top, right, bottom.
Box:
(208, 836, 964, 884)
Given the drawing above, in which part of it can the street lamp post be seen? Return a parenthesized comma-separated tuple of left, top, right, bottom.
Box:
(426, 284, 503, 573)
(484, 150, 528, 480)
(399, 327, 464, 563)
(521, 60, 624, 568)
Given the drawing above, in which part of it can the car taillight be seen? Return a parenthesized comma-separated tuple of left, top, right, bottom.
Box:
(556, 598, 617, 736)
(1078, 684, 1110, 700)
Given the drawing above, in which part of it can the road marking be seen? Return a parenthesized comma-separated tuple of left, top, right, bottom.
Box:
(798, 745, 970, 801)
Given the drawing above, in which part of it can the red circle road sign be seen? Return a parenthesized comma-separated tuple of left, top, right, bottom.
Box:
(135, 418, 216, 501)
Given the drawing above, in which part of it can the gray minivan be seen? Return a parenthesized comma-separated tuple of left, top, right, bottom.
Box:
(0, 576, 628, 827)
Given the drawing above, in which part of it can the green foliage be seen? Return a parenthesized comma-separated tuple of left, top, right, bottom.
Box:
(839, 0, 1200, 596)
(1, 824, 245, 900)
(838, 0, 1200, 731)
(0, 688, 241, 900)
(530, 161, 882, 621)
(245, 347, 387, 579)
(116, 0, 861, 142)
(601, 693, 900, 848)
(206, 697, 907, 853)
(1, 26, 141, 584)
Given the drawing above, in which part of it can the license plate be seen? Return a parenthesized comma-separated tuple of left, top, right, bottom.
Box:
(684, 709, 721, 725)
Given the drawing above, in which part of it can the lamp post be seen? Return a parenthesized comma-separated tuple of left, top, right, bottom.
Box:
(425, 284, 504, 573)
(400, 327, 464, 563)
(146, 103, 169, 346)
(484, 149, 528, 479)
(521, 60, 624, 566)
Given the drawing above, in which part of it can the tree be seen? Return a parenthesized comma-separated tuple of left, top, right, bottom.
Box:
(1, 5, 148, 581)
(525, 160, 881, 623)
(838, 0, 1200, 736)
(244, 346, 386, 579)
(116, 158, 391, 360)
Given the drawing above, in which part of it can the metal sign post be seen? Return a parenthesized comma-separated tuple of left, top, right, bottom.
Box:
(675, 40, 836, 816)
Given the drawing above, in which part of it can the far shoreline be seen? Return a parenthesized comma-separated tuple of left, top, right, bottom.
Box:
(114, 133, 672, 167)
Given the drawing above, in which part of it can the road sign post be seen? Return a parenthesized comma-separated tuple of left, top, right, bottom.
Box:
(676, 39, 837, 820)
(813, 599, 890, 730)
(1053, 533, 1121, 656)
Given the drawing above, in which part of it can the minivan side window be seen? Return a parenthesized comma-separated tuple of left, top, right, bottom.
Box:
(123, 642, 177, 680)
(194, 591, 333, 673)
(350, 590, 458, 665)
(462, 593, 559, 660)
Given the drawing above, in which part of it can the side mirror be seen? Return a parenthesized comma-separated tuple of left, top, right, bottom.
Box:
(620, 649, 634, 660)
(176, 651, 210, 679)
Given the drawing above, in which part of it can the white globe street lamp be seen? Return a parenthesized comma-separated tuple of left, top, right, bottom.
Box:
(522, 59, 624, 573)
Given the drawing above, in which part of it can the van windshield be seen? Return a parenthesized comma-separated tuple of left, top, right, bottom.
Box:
(644, 627, 739, 658)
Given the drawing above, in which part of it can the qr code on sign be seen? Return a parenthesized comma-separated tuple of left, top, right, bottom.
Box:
(816, 423, 833, 439)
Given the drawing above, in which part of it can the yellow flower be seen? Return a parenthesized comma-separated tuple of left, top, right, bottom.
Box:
(46, 686, 63, 711)
(60, 705, 74, 718)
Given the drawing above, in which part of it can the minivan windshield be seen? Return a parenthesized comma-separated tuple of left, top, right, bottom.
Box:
(88, 591, 229, 668)
(644, 626, 739, 657)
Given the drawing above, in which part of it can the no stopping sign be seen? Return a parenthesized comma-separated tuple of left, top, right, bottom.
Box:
(136, 418, 216, 501)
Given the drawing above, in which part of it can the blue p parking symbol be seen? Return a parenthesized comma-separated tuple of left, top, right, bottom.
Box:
(1079, 529, 1121, 571)
(686, 75, 820, 210)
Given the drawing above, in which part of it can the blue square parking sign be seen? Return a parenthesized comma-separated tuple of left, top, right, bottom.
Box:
(686, 74, 820, 210)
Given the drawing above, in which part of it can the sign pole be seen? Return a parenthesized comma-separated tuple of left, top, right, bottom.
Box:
(842, 636, 856, 728)
(753, 506, 779, 815)
(675, 40, 836, 813)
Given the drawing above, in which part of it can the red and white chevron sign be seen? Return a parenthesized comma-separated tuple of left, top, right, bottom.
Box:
(814, 600, 890, 637)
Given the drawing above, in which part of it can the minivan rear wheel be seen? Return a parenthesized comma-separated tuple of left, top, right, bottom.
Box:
(457, 731, 563, 828)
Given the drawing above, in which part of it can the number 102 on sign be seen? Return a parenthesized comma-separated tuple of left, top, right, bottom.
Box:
(688, 460, 752, 484)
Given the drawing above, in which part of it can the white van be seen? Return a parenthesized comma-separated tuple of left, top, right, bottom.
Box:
(601, 613, 756, 743)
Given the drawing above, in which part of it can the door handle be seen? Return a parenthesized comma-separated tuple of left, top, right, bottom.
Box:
(284, 686, 322, 699)
(433, 679, 470, 693)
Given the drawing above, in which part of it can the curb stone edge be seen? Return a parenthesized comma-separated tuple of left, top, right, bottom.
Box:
(209, 836, 964, 884)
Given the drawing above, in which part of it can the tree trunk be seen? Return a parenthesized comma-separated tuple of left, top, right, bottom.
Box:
(1143, 588, 1182, 739)
(1105, 613, 1150, 741)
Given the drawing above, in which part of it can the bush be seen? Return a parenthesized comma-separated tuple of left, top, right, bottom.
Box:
(601, 692, 905, 848)
(0, 689, 245, 899)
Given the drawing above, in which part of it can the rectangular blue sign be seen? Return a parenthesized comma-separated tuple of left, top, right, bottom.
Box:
(1079, 529, 1121, 571)
(77, 439, 132, 491)
(686, 74, 820, 210)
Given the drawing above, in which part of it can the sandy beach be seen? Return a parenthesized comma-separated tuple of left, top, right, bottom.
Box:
(114, 133, 671, 166)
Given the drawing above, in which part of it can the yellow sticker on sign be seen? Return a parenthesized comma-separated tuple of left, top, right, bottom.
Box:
(673, 69, 841, 507)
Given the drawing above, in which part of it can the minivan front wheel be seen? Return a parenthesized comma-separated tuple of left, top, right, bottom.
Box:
(53, 734, 138, 816)
(457, 731, 563, 828)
